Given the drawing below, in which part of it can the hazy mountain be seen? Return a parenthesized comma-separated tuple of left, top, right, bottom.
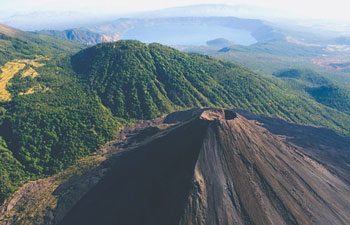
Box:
(36, 29, 119, 45)
(136, 4, 296, 20)
(206, 38, 235, 48)
(0, 4, 295, 31)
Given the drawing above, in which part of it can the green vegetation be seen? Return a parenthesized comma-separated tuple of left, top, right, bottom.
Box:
(0, 57, 48, 101)
(1, 32, 350, 207)
(308, 85, 350, 114)
(73, 41, 350, 136)
(209, 40, 350, 84)
(0, 24, 82, 66)
(273, 68, 330, 86)
(272, 68, 350, 115)
(0, 56, 119, 203)
(240, 40, 325, 57)
(0, 136, 28, 203)
(0, 27, 118, 205)
(0, 61, 26, 101)
(0, 106, 28, 203)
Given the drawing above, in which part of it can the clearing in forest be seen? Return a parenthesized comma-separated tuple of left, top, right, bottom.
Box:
(0, 56, 48, 101)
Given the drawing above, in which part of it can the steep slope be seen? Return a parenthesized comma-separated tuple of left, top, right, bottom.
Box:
(1, 108, 350, 225)
(0, 136, 27, 203)
(36, 29, 118, 45)
(60, 109, 350, 225)
(71, 40, 350, 135)
(231, 108, 350, 183)
(0, 24, 116, 204)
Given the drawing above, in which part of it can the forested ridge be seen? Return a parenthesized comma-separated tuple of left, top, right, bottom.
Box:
(72, 41, 350, 133)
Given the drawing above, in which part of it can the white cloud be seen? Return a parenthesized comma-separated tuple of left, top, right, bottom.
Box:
(1, 0, 350, 20)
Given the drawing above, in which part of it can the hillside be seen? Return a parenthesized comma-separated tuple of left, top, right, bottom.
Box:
(184, 38, 350, 84)
(271, 68, 350, 114)
(0, 23, 83, 66)
(60, 109, 350, 225)
(0, 24, 118, 205)
(36, 29, 118, 45)
(273, 68, 331, 85)
(307, 85, 350, 114)
(72, 40, 350, 136)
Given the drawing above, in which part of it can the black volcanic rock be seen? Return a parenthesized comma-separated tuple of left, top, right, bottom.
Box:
(60, 109, 350, 225)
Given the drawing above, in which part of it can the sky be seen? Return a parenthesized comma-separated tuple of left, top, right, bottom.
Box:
(1, 0, 350, 20)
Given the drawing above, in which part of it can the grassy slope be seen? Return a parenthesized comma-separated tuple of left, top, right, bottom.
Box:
(0, 61, 26, 101)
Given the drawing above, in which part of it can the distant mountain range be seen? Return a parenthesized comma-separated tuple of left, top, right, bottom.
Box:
(0, 4, 295, 31)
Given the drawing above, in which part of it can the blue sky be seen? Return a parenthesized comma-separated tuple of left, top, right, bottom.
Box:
(1, 0, 350, 20)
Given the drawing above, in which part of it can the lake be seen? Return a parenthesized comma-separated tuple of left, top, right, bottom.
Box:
(122, 24, 257, 46)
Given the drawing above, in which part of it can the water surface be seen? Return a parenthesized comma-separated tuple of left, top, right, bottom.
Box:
(123, 24, 257, 46)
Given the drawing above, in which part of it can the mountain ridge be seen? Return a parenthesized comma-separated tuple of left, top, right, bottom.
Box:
(60, 109, 350, 225)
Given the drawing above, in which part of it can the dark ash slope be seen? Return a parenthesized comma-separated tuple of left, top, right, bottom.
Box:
(60, 109, 350, 225)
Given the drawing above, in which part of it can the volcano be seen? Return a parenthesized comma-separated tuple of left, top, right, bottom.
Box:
(60, 109, 350, 225)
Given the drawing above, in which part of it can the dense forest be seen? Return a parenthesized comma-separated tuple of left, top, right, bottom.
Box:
(0, 57, 119, 202)
(0, 26, 117, 203)
(1, 27, 350, 205)
(72, 41, 350, 133)
(273, 68, 350, 114)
